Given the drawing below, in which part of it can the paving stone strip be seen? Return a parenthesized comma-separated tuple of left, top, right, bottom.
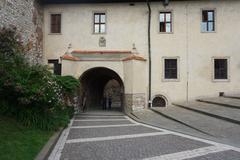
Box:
(70, 123, 140, 129)
(75, 116, 126, 119)
(143, 146, 229, 160)
(74, 119, 127, 121)
(48, 114, 240, 160)
(66, 132, 168, 143)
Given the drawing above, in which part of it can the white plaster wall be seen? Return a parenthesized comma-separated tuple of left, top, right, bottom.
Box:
(62, 60, 124, 81)
(123, 60, 133, 94)
(43, 3, 148, 60)
(45, 0, 240, 104)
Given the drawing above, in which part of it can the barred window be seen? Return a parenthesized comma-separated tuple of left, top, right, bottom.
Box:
(164, 59, 178, 79)
(214, 59, 228, 79)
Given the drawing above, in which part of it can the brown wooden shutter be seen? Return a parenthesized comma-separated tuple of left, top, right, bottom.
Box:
(51, 14, 61, 33)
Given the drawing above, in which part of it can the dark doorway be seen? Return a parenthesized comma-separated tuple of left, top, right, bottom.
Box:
(152, 96, 167, 107)
(80, 67, 124, 111)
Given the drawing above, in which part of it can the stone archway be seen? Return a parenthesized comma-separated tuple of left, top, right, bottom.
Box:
(79, 67, 124, 112)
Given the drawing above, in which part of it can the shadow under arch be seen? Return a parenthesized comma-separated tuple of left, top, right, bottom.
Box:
(79, 67, 124, 112)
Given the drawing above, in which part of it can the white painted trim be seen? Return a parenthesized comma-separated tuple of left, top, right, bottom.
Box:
(143, 146, 229, 160)
(70, 124, 140, 129)
(73, 119, 128, 122)
(66, 132, 168, 144)
(136, 118, 240, 152)
(75, 115, 125, 118)
(48, 119, 73, 160)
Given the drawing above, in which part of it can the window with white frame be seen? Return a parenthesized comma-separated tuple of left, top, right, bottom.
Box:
(201, 10, 215, 32)
(164, 58, 178, 80)
(94, 13, 106, 33)
(159, 12, 172, 33)
(214, 58, 228, 80)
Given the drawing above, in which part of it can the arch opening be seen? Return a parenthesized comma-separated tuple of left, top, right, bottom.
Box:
(79, 67, 124, 112)
(152, 96, 167, 107)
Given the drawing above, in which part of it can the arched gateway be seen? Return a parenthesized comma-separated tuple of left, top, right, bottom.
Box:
(61, 49, 147, 113)
(80, 67, 124, 111)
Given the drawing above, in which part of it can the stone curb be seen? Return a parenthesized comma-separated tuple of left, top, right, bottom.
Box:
(223, 95, 240, 100)
(34, 127, 64, 160)
(173, 103, 240, 125)
(197, 99, 240, 109)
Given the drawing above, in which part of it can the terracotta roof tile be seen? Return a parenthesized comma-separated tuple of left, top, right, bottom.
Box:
(72, 50, 132, 54)
(122, 54, 146, 61)
(61, 54, 80, 61)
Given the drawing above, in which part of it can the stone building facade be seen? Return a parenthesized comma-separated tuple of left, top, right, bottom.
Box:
(0, 0, 44, 63)
(2, 0, 240, 112)
(43, 0, 240, 112)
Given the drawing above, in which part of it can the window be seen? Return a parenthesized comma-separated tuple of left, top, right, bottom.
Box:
(164, 59, 178, 79)
(214, 59, 228, 80)
(50, 14, 61, 33)
(201, 10, 215, 32)
(94, 13, 106, 33)
(48, 59, 62, 75)
(159, 12, 172, 33)
(152, 96, 167, 107)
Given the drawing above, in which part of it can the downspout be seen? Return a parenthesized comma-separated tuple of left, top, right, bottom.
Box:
(147, 0, 152, 108)
(186, 2, 189, 102)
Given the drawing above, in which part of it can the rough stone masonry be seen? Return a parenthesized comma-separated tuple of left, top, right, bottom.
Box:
(0, 0, 43, 64)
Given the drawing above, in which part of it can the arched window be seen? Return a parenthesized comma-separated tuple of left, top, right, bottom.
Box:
(152, 96, 167, 107)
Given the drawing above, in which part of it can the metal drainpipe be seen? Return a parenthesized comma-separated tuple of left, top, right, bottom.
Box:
(147, 0, 152, 108)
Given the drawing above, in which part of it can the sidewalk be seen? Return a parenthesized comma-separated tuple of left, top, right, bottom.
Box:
(131, 107, 240, 148)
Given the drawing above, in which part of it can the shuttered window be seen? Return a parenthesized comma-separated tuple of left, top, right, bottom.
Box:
(51, 14, 61, 33)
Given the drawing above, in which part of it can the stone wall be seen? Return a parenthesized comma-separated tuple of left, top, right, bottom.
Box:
(0, 0, 44, 64)
(125, 93, 146, 112)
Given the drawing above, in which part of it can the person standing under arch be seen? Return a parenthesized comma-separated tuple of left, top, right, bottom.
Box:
(82, 92, 87, 112)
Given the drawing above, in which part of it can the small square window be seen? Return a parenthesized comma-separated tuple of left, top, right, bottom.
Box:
(214, 59, 228, 80)
(159, 12, 172, 33)
(50, 14, 61, 33)
(201, 10, 215, 32)
(94, 13, 106, 34)
(164, 59, 178, 79)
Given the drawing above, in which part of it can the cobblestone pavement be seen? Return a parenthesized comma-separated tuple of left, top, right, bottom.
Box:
(49, 112, 240, 160)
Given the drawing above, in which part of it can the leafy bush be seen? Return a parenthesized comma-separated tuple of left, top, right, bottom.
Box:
(0, 28, 78, 130)
(55, 75, 80, 106)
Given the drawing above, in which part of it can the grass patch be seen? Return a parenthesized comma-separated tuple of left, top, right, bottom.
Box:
(0, 116, 53, 160)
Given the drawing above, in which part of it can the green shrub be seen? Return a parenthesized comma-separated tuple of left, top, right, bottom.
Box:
(55, 75, 80, 95)
(0, 28, 77, 130)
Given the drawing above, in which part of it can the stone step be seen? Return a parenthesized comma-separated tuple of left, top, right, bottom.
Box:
(223, 93, 240, 100)
(173, 101, 240, 125)
(197, 97, 240, 109)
